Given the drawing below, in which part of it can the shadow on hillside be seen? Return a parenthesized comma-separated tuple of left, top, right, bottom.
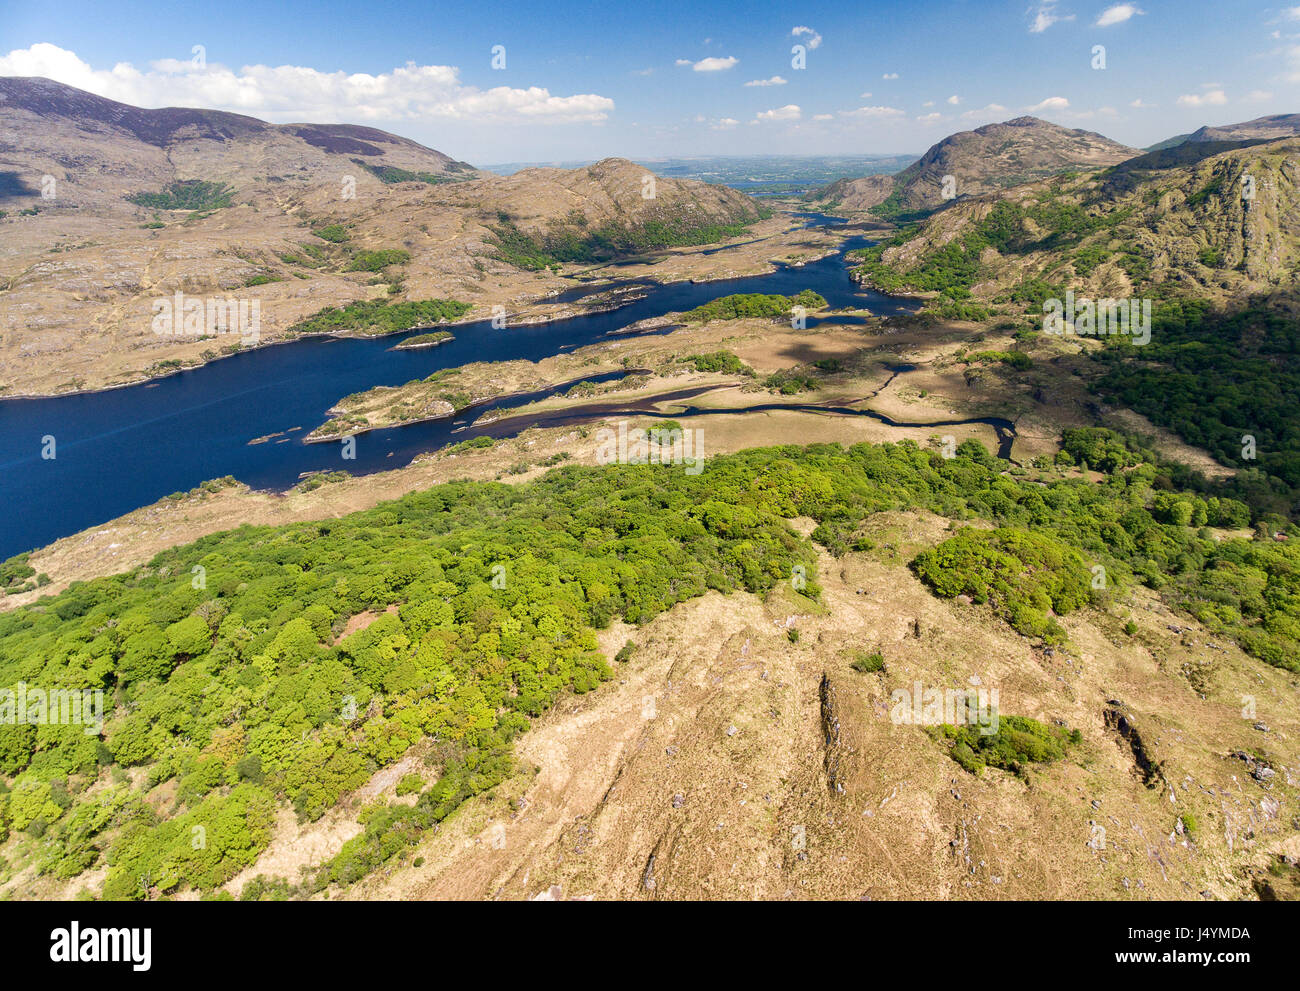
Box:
(0, 171, 38, 202)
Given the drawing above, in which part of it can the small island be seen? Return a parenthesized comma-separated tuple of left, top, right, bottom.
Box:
(393, 331, 454, 350)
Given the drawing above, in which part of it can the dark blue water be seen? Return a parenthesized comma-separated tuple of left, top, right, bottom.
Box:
(0, 214, 920, 557)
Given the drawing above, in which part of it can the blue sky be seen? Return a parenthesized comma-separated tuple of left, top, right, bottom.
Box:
(1, 0, 1297, 163)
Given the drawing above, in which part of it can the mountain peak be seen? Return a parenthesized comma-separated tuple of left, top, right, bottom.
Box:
(889, 116, 1140, 212)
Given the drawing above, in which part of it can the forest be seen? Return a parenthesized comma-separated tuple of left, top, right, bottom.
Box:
(286, 298, 471, 338)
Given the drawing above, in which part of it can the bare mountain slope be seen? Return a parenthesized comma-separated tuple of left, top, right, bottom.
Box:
(1188, 113, 1300, 143)
(811, 173, 896, 213)
(0, 75, 483, 193)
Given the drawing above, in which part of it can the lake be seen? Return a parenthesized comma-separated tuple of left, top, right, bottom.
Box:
(0, 215, 922, 557)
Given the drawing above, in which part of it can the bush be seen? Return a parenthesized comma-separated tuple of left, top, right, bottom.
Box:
(288, 298, 469, 337)
(683, 290, 826, 324)
(911, 528, 1093, 645)
(936, 715, 1075, 775)
(312, 224, 350, 243)
(851, 651, 885, 673)
(346, 249, 411, 273)
(396, 774, 424, 797)
(683, 351, 755, 375)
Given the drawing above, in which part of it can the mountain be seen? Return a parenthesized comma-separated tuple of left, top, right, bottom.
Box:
(856, 134, 1300, 302)
(878, 116, 1141, 214)
(850, 131, 1300, 517)
(1144, 133, 1193, 153)
(1187, 113, 1300, 143)
(1141, 115, 1300, 155)
(0, 75, 485, 197)
(440, 156, 759, 243)
(0, 78, 765, 396)
(808, 174, 896, 213)
(806, 117, 1140, 218)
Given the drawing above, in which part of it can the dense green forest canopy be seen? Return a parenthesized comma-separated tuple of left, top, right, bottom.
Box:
(1, 433, 1296, 898)
(682, 290, 827, 324)
(1092, 301, 1300, 515)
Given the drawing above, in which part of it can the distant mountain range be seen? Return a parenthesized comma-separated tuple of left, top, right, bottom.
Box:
(0, 75, 487, 199)
(812, 113, 1300, 224)
(1146, 113, 1300, 154)
(0, 77, 763, 395)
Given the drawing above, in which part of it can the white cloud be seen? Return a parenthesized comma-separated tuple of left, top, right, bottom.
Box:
(1243, 89, 1274, 102)
(1285, 43, 1300, 82)
(946, 94, 961, 105)
(1095, 4, 1143, 27)
(675, 59, 693, 66)
(960, 103, 1007, 119)
(812, 113, 833, 121)
(916, 112, 946, 124)
(744, 75, 787, 87)
(860, 91, 874, 99)
(1027, 96, 1071, 112)
(840, 104, 905, 119)
(1284, 6, 1300, 20)
(922, 100, 935, 107)
(881, 72, 899, 80)
(1130, 98, 1156, 108)
(691, 56, 739, 72)
(755, 104, 801, 121)
(1177, 89, 1227, 106)
(711, 117, 739, 129)
(791, 26, 823, 49)
(0, 42, 614, 124)
(1028, 2, 1075, 33)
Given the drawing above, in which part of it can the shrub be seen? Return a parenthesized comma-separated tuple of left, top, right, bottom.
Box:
(851, 651, 885, 673)
(312, 224, 350, 243)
